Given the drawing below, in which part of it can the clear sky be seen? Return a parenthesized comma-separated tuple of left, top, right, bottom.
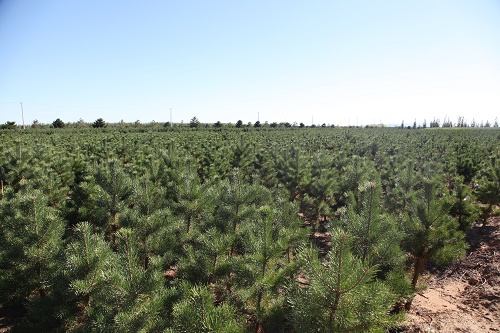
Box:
(1, 1, 499, 126)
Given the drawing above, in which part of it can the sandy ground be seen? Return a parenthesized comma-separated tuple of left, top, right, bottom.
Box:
(403, 216, 500, 333)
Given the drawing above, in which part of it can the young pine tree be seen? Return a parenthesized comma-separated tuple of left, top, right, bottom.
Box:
(341, 181, 404, 271)
(449, 176, 480, 231)
(234, 205, 299, 332)
(172, 283, 245, 333)
(0, 181, 66, 331)
(301, 152, 337, 232)
(402, 178, 467, 308)
(63, 222, 117, 332)
(289, 230, 401, 332)
(93, 159, 133, 242)
(0, 181, 65, 307)
(475, 154, 500, 217)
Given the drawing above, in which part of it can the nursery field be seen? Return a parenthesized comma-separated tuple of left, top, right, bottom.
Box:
(0, 127, 499, 332)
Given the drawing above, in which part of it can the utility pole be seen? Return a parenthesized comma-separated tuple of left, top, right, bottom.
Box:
(20, 102, 25, 129)
(170, 108, 172, 127)
(258, 112, 260, 122)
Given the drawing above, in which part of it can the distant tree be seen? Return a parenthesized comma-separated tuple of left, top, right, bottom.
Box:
(299, 122, 305, 128)
(52, 118, 65, 128)
(494, 117, 499, 127)
(422, 119, 427, 129)
(163, 121, 171, 128)
(284, 122, 292, 128)
(270, 122, 278, 128)
(412, 119, 416, 129)
(76, 118, 87, 128)
(31, 119, 40, 129)
(485, 120, 491, 128)
(430, 118, 440, 128)
(235, 120, 243, 128)
(321, 123, 326, 128)
(400, 120, 404, 129)
(190, 117, 200, 128)
(134, 120, 141, 128)
(254, 120, 261, 128)
(2, 121, 17, 129)
(214, 121, 222, 128)
(442, 117, 453, 128)
(92, 118, 107, 128)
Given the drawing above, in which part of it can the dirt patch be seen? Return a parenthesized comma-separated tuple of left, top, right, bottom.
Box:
(403, 216, 500, 332)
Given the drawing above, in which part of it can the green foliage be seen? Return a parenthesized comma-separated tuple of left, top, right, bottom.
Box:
(0, 126, 498, 331)
(52, 118, 65, 128)
(341, 181, 404, 271)
(190, 116, 200, 128)
(93, 159, 133, 240)
(449, 176, 480, 231)
(289, 230, 402, 332)
(301, 152, 337, 231)
(385, 161, 419, 214)
(274, 146, 309, 201)
(1, 121, 17, 129)
(0, 183, 65, 306)
(475, 154, 500, 211)
(92, 118, 107, 128)
(402, 178, 467, 289)
(170, 169, 214, 234)
(233, 204, 299, 330)
(172, 284, 244, 332)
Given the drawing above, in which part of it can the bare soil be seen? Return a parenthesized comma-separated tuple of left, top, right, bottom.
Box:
(403, 216, 500, 332)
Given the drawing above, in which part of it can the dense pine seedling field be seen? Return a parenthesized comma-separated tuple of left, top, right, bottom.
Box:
(1, 127, 499, 332)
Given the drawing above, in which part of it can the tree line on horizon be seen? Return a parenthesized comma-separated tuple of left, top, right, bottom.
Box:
(1, 115, 499, 130)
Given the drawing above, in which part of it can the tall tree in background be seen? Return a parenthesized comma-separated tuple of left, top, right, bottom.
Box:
(190, 116, 200, 128)
(92, 118, 107, 128)
(52, 118, 65, 128)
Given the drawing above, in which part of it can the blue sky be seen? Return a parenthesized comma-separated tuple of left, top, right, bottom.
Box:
(1, 1, 499, 126)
